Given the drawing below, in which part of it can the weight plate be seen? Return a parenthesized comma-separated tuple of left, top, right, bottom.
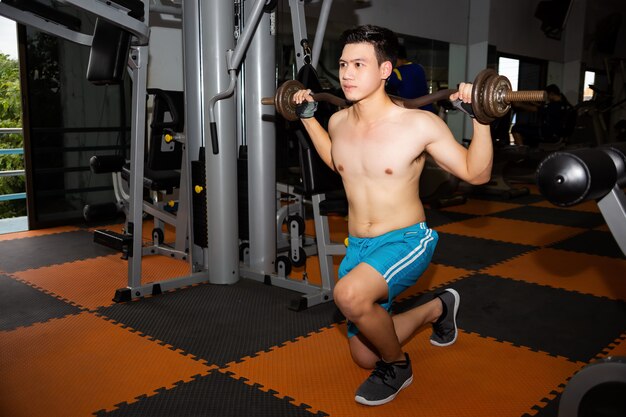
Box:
(275, 79, 305, 122)
(471, 69, 495, 124)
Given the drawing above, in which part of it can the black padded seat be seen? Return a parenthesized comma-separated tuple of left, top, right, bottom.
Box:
(121, 165, 180, 193)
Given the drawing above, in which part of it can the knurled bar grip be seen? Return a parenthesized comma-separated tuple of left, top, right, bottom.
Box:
(504, 90, 547, 102)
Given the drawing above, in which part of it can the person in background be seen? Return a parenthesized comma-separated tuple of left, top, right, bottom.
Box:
(511, 84, 574, 147)
(385, 44, 435, 113)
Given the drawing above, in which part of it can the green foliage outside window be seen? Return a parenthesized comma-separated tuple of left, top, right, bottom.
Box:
(0, 52, 25, 219)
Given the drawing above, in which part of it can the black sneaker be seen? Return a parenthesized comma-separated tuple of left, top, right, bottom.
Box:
(430, 288, 460, 347)
(354, 353, 413, 406)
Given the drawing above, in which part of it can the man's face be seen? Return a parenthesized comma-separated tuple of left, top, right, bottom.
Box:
(339, 42, 390, 102)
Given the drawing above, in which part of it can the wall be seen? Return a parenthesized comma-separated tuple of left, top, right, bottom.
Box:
(299, 0, 469, 46)
(147, 26, 183, 91)
(582, 0, 626, 70)
(488, 0, 567, 62)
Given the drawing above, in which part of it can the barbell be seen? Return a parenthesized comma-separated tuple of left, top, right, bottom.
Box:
(261, 68, 547, 125)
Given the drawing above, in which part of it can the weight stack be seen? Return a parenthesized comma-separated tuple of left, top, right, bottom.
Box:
(191, 147, 208, 248)
(238, 145, 249, 241)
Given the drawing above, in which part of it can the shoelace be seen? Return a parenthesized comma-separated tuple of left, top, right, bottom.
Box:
(433, 320, 446, 335)
(370, 361, 397, 382)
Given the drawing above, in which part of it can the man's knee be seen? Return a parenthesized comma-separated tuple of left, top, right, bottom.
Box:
(333, 279, 364, 318)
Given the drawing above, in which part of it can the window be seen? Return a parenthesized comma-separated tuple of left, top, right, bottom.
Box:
(498, 57, 520, 133)
(583, 71, 595, 101)
(498, 57, 520, 91)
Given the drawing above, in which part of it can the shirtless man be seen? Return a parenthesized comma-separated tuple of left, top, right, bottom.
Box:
(293, 25, 493, 406)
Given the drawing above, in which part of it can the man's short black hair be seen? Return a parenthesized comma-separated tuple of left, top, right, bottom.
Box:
(340, 24, 399, 66)
(545, 84, 561, 95)
(397, 44, 408, 60)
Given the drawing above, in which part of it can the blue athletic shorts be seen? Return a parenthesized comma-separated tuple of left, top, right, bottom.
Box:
(338, 222, 438, 338)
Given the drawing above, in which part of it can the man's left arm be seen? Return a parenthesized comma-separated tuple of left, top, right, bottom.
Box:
(464, 120, 493, 184)
(424, 82, 493, 185)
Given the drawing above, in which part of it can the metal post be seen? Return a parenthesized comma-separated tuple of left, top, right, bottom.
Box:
(244, 2, 276, 275)
(289, 0, 308, 70)
(182, 0, 205, 269)
(199, 0, 239, 284)
(127, 45, 148, 289)
(311, 0, 333, 69)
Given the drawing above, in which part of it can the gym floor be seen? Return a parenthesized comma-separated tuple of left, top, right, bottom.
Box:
(2, 183, 626, 417)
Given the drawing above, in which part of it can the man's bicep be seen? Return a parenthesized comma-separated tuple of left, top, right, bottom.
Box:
(424, 125, 469, 178)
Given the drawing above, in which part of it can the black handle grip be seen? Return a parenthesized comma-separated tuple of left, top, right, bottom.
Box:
(210, 122, 219, 155)
(451, 99, 475, 118)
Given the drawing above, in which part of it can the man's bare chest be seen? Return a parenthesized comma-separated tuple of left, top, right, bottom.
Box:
(331, 135, 422, 178)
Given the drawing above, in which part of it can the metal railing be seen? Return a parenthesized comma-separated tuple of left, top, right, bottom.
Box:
(0, 128, 26, 202)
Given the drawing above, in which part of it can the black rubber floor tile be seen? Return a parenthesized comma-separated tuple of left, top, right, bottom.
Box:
(0, 230, 116, 273)
(492, 205, 605, 228)
(425, 208, 475, 228)
(94, 371, 324, 417)
(470, 191, 545, 204)
(551, 230, 625, 259)
(431, 232, 536, 270)
(446, 274, 626, 362)
(530, 381, 626, 417)
(0, 273, 82, 331)
(97, 279, 342, 366)
(526, 394, 560, 417)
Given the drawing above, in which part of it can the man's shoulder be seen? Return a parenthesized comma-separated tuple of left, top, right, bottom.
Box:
(395, 106, 437, 122)
(328, 107, 350, 130)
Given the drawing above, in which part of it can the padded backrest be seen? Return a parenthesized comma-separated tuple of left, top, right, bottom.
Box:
(146, 89, 185, 171)
(86, 18, 131, 85)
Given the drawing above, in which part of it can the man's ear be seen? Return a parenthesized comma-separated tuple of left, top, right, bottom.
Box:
(381, 60, 393, 79)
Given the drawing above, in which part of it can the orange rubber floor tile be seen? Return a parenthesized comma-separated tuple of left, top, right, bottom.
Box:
(436, 216, 586, 246)
(328, 215, 349, 242)
(288, 254, 341, 285)
(222, 324, 583, 417)
(441, 199, 522, 215)
(12, 254, 191, 310)
(283, 214, 347, 285)
(483, 248, 626, 301)
(531, 199, 600, 213)
(0, 225, 79, 241)
(0, 312, 214, 417)
(525, 183, 541, 195)
(282, 215, 347, 241)
(594, 224, 610, 232)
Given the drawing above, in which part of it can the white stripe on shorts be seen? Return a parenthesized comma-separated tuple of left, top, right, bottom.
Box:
(383, 228, 434, 283)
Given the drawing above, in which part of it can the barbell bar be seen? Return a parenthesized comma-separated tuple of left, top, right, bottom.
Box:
(261, 68, 547, 125)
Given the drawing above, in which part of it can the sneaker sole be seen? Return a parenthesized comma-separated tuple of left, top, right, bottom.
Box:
(430, 288, 460, 347)
(354, 375, 413, 406)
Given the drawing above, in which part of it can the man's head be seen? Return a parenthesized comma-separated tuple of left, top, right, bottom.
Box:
(337, 25, 399, 102)
(545, 84, 562, 101)
(396, 44, 409, 65)
(340, 25, 399, 67)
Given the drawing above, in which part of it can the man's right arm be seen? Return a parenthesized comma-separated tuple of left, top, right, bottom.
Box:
(293, 89, 335, 171)
(300, 117, 335, 171)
